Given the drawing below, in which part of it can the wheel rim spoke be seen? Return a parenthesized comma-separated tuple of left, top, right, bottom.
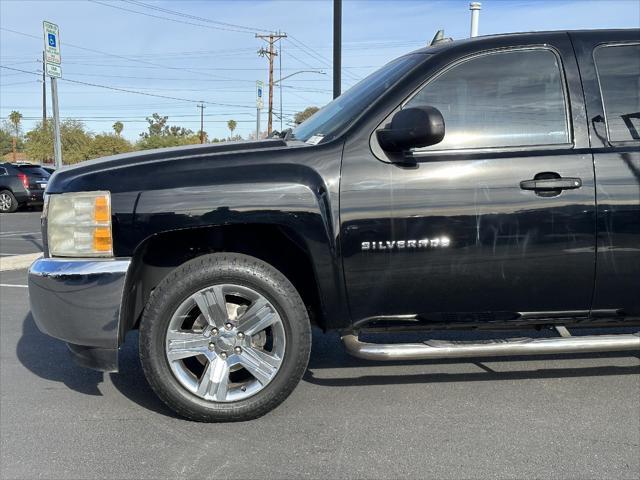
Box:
(236, 347, 279, 385)
(166, 330, 211, 361)
(197, 357, 230, 401)
(193, 286, 228, 328)
(237, 298, 277, 336)
(165, 283, 286, 403)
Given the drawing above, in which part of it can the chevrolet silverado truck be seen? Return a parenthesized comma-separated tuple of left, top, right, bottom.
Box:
(28, 29, 640, 422)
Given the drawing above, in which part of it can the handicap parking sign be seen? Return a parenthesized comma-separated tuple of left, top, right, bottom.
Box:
(43, 21, 61, 64)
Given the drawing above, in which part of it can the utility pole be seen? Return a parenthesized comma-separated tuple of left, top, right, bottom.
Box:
(197, 103, 205, 143)
(257, 32, 287, 136)
(333, 0, 342, 99)
(279, 41, 283, 132)
(42, 51, 47, 124)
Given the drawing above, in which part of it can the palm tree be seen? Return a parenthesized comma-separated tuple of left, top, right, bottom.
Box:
(8, 111, 22, 162)
(112, 121, 124, 136)
(227, 119, 237, 139)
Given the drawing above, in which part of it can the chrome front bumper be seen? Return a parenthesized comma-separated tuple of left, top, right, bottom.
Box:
(28, 257, 131, 372)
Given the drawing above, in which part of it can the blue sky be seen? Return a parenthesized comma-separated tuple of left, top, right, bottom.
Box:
(1, 0, 639, 141)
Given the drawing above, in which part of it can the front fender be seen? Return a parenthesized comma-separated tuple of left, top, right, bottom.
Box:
(127, 163, 347, 331)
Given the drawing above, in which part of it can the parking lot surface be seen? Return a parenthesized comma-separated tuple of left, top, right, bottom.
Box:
(0, 211, 43, 256)
(1, 212, 639, 479)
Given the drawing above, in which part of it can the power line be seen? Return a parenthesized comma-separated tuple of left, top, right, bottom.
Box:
(0, 27, 242, 81)
(287, 35, 360, 82)
(123, 0, 271, 34)
(89, 0, 262, 35)
(0, 65, 256, 109)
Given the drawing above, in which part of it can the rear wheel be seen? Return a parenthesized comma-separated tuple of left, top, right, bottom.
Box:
(139, 253, 311, 422)
(0, 190, 18, 213)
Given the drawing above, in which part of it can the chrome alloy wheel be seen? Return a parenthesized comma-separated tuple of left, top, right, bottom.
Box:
(0, 192, 12, 212)
(165, 284, 286, 403)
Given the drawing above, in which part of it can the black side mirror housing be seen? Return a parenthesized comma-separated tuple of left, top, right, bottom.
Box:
(377, 106, 445, 153)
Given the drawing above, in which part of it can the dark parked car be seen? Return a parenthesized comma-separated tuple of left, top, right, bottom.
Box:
(29, 29, 639, 422)
(0, 163, 50, 212)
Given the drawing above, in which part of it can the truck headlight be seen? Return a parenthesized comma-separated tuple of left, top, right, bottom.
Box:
(47, 191, 113, 257)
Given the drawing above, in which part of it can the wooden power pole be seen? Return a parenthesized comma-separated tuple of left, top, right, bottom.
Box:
(257, 32, 287, 135)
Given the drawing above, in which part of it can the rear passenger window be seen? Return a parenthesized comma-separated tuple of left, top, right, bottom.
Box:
(406, 49, 570, 150)
(594, 44, 640, 143)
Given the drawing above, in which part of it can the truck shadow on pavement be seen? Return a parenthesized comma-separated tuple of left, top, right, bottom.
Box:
(304, 330, 640, 386)
(17, 315, 639, 417)
(17, 313, 177, 417)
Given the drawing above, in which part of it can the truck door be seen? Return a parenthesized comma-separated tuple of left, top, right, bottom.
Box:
(340, 34, 597, 324)
(570, 31, 640, 319)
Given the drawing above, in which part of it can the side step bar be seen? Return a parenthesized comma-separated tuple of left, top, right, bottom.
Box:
(341, 332, 640, 361)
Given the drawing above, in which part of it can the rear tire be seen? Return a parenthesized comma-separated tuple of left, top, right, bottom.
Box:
(139, 252, 311, 422)
(0, 190, 18, 213)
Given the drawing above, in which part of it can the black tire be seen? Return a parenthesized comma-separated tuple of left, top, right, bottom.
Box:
(139, 252, 311, 422)
(0, 190, 18, 213)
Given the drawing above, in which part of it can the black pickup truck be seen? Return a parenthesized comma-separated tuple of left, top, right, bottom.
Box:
(29, 29, 639, 422)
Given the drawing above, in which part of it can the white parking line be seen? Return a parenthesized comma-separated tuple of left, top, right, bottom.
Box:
(0, 284, 28, 288)
(0, 231, 40, 238)
(0, 253, 18, 256)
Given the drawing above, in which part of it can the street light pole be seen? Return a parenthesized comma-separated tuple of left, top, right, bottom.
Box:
(273, 70, 325, 129)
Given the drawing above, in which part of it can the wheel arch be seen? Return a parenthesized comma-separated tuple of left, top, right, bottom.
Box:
(119, 222, 342, 343)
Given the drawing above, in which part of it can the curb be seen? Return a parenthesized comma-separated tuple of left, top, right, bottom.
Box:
(0, 253, 41, 272)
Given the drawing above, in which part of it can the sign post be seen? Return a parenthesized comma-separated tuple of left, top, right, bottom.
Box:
(43, 21, 62, 168)
(256, 80, 264, 140)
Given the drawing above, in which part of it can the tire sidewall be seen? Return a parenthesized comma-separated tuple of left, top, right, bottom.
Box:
(140, 253, 311, 421)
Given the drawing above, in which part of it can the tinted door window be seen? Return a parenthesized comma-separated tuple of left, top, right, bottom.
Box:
(594, 44, 640, 142)
(0, 168, 7, 175)
(406, 49, 570, 150)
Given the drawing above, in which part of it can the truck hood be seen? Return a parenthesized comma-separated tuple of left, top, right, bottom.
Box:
(46, 138, 302, 193)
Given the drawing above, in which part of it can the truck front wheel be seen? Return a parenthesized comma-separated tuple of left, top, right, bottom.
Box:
(139, 253, 311, 422)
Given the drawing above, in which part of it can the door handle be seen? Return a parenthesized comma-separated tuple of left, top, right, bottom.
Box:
(520, 177, 582, 191)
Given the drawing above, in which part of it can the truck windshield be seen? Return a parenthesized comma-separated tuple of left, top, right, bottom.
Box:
(292, 54, 425, 144)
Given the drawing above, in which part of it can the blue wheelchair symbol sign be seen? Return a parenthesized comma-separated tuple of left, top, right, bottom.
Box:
(48, 33, 57, 48)
(257, 87, 263, 97)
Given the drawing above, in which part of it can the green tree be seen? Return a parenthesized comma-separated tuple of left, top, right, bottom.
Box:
(294, 106, 319, 125)
(227, 119, 237, 138)
(25, 120, 93, 165)
(0, 123, 23, 157)
(140, 113, 169, 138)
(89, 133, 133, 158)
(137, 113, 200, 150)
(8, 111, 23, 161)
(112, 121, 124, 136)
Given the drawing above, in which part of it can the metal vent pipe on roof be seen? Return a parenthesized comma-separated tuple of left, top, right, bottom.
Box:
(470, 2, 481, 38)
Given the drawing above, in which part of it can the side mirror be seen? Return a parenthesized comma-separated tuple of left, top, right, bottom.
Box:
(376, 106, 445, 153)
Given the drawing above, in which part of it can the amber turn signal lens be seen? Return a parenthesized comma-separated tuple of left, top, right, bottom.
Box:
(94, 195, 110, 222)
(93, 226, 112, 252)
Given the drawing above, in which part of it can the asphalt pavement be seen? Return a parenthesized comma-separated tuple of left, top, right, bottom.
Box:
(1, 212, 639, 479)
(0, 211, 43, 256)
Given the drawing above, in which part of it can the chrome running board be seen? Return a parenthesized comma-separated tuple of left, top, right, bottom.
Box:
(341, 331, 640, 361)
